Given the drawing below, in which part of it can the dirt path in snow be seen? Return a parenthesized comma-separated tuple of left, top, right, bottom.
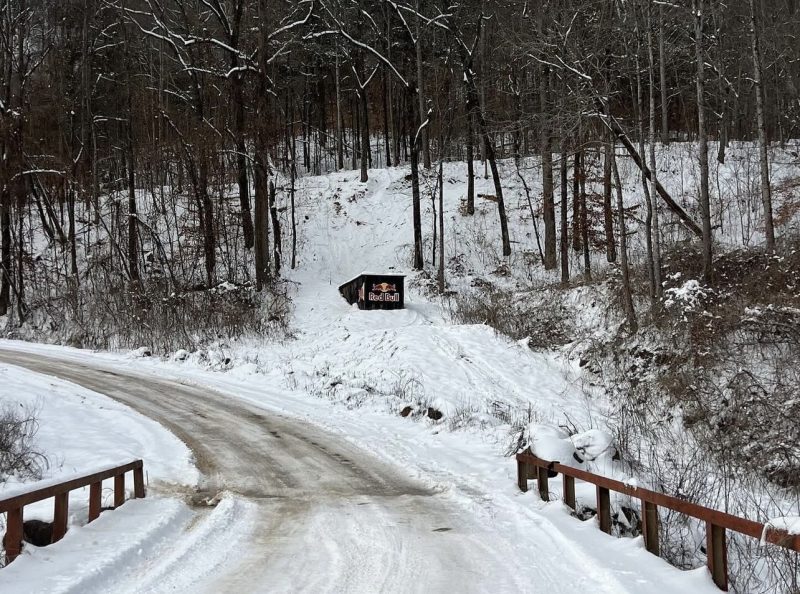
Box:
(0, 349, 601, 594)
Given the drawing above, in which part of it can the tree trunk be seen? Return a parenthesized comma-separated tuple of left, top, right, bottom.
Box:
(269, 179, 281, 276)
(635, 26, 655, 299)
(68, 185, 78, 278)
(647, 4, 663, 298)
(479, 0, 487, 176)
(290, 159, 297, 270)
(572, 149, 581, 252)
(254, 0, 272, 289)
(603, 139, 617, 263)
(659, 4, 669, 143)
(750, 0, 776, 253)
(383, 67, 391, 167)
(302, 82, 310, 171)
(335, 49, 344, 170)
(125, 32, 139, 284)
(393, 83, 401, 166)
(560, 148, 569, 285)
(512, 68, 522, 163)
(483, 134, 510, 255)
(410, 140, 423, 270)
(0, 193, 10, 316)
(415, 0, 430, 169)
(360, 85, 370, 183)
(541, 71, 556, 269)
(408, 87, 424, 270)
(352, 96, 359, 171)
(437, 159, 445, 292)
(199, 148, 215, 287)
(580, 154, 591, 281)
(127, 146, 139, 283)
(466, 107, 475, 216)
(484, 135, 511, 257)
(234, 75, 254, 249)
(611, 146, 637, 333)
(15, 190, 24, 320)
(694, 0, 713, 282)
(253, 150, 270, 290)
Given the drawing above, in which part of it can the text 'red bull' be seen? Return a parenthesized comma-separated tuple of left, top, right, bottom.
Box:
(368, 282, 400, 302)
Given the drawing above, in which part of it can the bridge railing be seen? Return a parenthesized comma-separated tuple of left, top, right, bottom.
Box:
(516, 450, 799, 591)
(0, 459, 145, 564)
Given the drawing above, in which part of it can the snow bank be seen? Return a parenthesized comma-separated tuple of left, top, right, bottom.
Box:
(524, 424, 584, 468)
(0, 498, 191, 593)
(0, 362, 198, 521)
(763, 516, 800, 542)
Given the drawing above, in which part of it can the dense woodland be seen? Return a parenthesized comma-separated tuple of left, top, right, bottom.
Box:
(0, 0, 798, 325)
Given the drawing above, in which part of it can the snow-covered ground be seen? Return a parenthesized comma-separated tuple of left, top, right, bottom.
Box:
(0, 363, 197, 493)
(0, 340, 720, 594)
(5, 142, 799, 591)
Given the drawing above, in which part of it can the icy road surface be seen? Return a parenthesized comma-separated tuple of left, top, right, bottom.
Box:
(0, 349, 625, 594)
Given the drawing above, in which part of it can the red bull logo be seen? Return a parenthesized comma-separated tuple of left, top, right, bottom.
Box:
(372, 282, 397, 293)
(368, 281, 400, 302)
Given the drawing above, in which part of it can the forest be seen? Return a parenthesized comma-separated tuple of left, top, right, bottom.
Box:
(1, 0, 798, 325)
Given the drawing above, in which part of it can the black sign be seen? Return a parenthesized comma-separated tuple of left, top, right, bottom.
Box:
(339, 274, 405, 310)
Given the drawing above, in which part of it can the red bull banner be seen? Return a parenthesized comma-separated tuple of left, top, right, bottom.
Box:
(368, 282, 400, 303)
(339, 273, 405, 310)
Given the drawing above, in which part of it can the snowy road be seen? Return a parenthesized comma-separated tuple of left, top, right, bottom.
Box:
(0, 349, 627, 594)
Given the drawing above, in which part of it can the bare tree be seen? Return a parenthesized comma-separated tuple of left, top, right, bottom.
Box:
(694, 0, 713, 282)
(749, 0, 776, 253)
(611, 145, 637, 334)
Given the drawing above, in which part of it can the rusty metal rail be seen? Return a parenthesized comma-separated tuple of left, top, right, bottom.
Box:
(1, 459, 145, 564)
(516, 451, 800, 591)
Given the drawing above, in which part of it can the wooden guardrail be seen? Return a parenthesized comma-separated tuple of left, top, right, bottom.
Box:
(1, 459, 145, 564)
(516, 451, 800, 591)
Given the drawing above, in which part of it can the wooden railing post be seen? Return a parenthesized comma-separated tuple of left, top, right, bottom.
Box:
(88, 481, 102, 522)
(597, 486, 611, 534)
(536, 466, 550, 501)
(537, 466, 550, 502)
(52, 492, 69, 543)
(517, 458, 529, 493)
(642, 500, 659, 556)
(133, 465, 146, 498)
(4, 507, 24, 564)
(563, 475, 576, 510)
(707, 522, 729, 591)
(114, 474, 125, 508)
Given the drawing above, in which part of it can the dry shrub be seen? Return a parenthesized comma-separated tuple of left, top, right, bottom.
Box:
(448, 284, 574, 349)
(8, 275, 292, 355)
(774, 176, 800, 227)
(0, 402, 47, 484)
(655, 239, 800, 489)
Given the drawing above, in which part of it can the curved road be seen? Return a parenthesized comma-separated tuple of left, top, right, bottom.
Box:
(0, 351, 513, 592)
(0, 349, 618, 594)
